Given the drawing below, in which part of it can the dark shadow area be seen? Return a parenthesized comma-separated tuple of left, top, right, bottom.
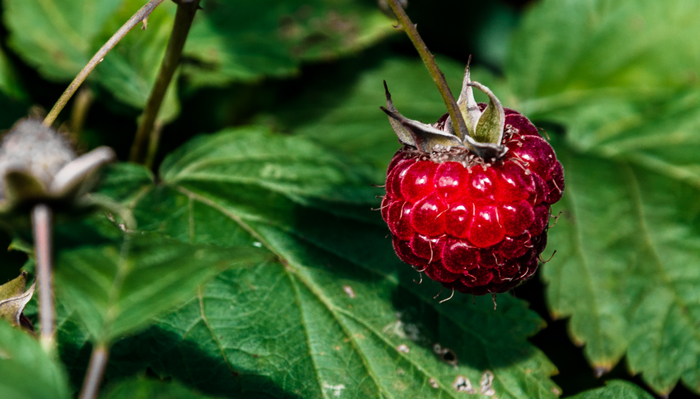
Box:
(0, 231, 29, 283)
(156, 43, 392, 168)
(384, 0, 519, 70)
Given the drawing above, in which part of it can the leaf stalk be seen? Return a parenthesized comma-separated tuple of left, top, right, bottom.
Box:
(384, 0, 468, 140)
(130, 0, 202, 167)
(32, 204, 54, 351)
(79, 344, 110, 399)
(43, 0, 167, 127)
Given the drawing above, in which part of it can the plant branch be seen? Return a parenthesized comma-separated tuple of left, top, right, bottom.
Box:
(385, 0, 468, 140)
(43, 0, 167, 127)
(130, 0, 202, 167)
(79, 344, 109, 399)
(32, 204, 54, 350)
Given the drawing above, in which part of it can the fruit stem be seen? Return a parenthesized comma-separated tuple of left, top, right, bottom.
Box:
(385, 0, 469, 140)
(130, 0, 202, 167)
(43, 0, 166, 127)
(79, 344, 109, 399)
(32, 204, 55, 352)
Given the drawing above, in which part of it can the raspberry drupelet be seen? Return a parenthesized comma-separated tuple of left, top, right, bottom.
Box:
(380, 67, 564, 296)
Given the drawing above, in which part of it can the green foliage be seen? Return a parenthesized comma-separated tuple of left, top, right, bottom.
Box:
(503, 0, 700, 395)
(3, 0, 122, 81)
(101, 378, 222, 399)
(569, 380, 654, 399)
(94, 0, 180, 122)
(0, 320, 71, 399)
(55, 229, 267, 343)
(1, 0, 697, 397)
(0, 47, 26, 100)
(546, 141, 700, 394)
(3, 0, 391, 121)
(89, 130, 560, 398)
(507, 0, 700, 105)
(183, 0, 395, 87)
(3, 0, 177, 119)
(269, 57, 509, 170)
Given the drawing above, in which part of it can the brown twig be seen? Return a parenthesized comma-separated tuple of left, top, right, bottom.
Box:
(385, 0, 469, 140)
(130, 0, 202, 167)
(43, 0, 167, 127)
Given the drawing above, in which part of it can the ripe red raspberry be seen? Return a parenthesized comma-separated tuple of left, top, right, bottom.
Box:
(380, 69, 564, 296)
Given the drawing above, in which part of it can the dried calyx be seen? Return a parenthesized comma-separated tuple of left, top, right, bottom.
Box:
(381, 65, 508, 161)
(0, 119, 115, 213)
(0, 271, 35, 331)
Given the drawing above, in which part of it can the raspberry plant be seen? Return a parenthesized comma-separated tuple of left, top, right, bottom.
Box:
(0, 0, 697, 398)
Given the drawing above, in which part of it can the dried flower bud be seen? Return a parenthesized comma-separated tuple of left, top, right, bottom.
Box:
(0, 119, 115, 212)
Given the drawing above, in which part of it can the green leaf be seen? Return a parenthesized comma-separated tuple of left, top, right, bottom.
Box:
(24, 294, 93, 391)
(96, 163, 155, 204)
(503, 1, 700, 395)
(159, 126, 379, 209)
(102, 377, 223, 399)
(568, 380, 653, 399)
(2, 0, 122, 81)
(54, 229, 267, 343)
(96, 128, 559, 399)
(0, 47, 26, 100)
(545, 139, 700, 395)
(547, 90, 700, 189)
(3, 0, 179, 121)
(183, 0, 396, 87)
(507, 0, 700, 160)
(0, 320, 71, 399)
(508, 0, 700, 109)
(94, 0, 180, 122)
(53, 301, 92, 391)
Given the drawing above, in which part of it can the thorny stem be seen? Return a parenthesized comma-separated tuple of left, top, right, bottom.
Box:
(43, 0, 167, 127)
(79, 344, 109, 399)
(130, 0, 202, 167)
(385, 0, 469, 140)
(32, 204, 54, 351)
